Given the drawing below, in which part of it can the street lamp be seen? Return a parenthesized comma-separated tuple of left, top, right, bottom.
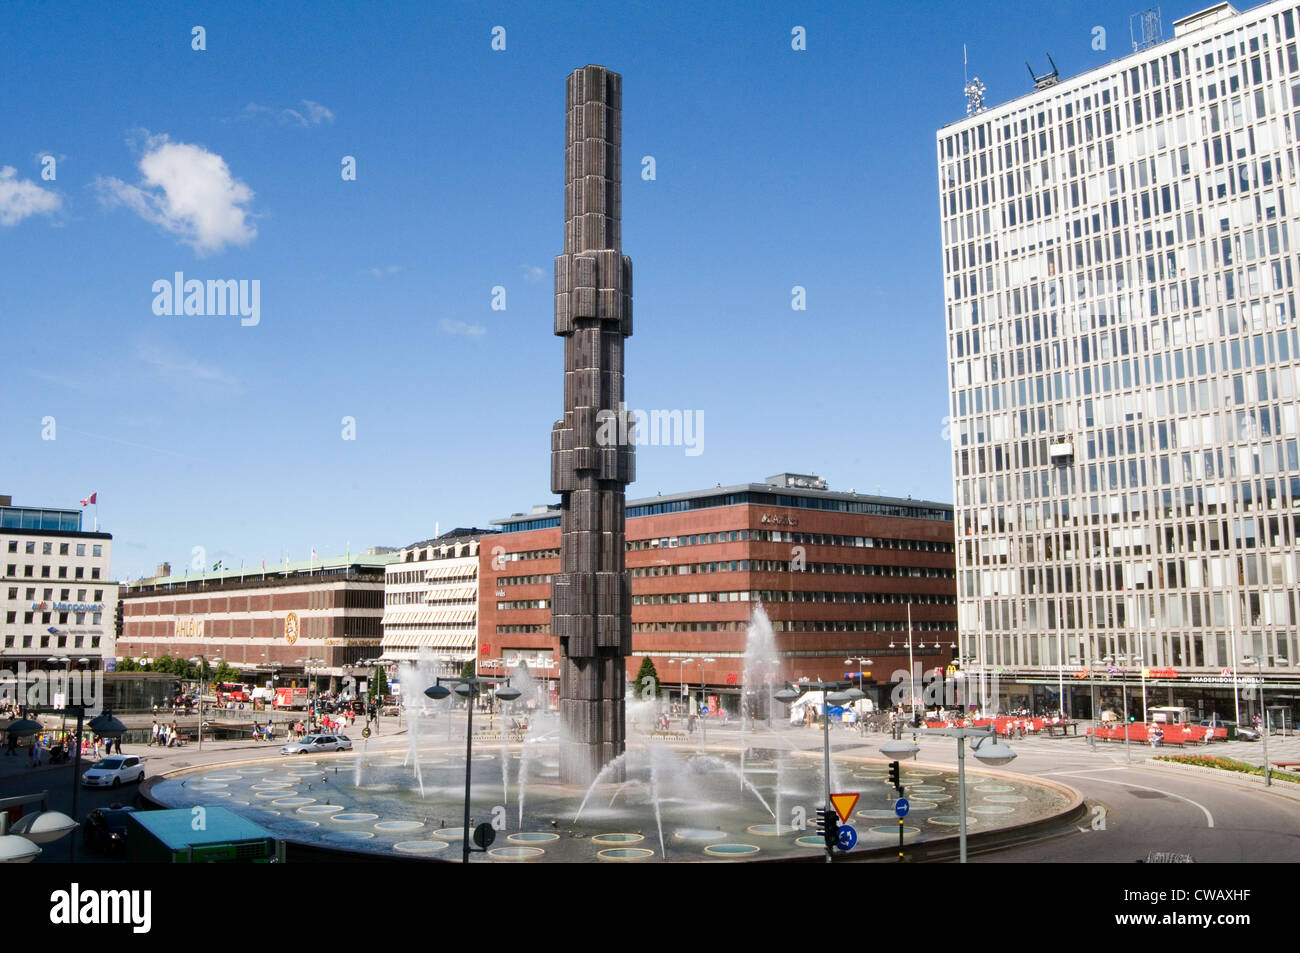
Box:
(776, 679, 853, 864)
(844, 657, 873, 698)
(1242, 656, 1274, 786)
(0, 791, 78, 863)
(667, 658, 693, 714)
(425, 675, 520, 863)
(1103, 655, 1134, 762)
(188, 655, 221, 750)
(697, 657, 716, 742)
(901, 726, 1016, 863)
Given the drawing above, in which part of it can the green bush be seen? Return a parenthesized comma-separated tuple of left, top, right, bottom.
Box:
(1156, 754, 1300, 784)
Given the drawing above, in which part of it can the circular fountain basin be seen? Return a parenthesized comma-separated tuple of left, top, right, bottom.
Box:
(327, 830, 375, 841)
(704, 843, 760, 857)
(147, 735, 1077, 862)
(492, 846, 547, 861)
(927, 815, 978, 827)
(596, 847, 653, 862)
(673, 828, 727, 843)
(374, 820, 425, 833)
(591, 833, 644, 845)
(508, 832, 560, 843)
(866, 825, 920, 837)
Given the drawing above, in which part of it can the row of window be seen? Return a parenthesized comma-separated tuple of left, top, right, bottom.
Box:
(6, 540, 103, 557)
(4, 564, 101, 580)
(754, 591, 955, 606)
(384, 592, 476, 606)
(971, 628, 1293, 670)
(2, 635, 102, 650)
(5, 587, 106, 602)
(6, 611, 104, 625)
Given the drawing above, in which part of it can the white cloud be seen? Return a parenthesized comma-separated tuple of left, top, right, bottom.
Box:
(366, 265, 402, 278)
(235, 99, 335, 127)
(0, 166, 61, 226)
(95, 133, 256, 255)
(520, 264, 545, 283)
(440, 318, 486, 338)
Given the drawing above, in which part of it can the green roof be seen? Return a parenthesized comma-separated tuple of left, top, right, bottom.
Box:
(136, 552, 398, 587)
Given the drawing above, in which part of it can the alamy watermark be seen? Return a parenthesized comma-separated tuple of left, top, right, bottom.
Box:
(1, 664, 104, 714)
(152, 272, 260, 326)
(596, 402, 704, 457)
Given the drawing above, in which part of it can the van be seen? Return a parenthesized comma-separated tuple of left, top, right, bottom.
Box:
(1149, 706, 1192, 725)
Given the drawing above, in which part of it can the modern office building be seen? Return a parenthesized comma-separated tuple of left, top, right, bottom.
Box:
(478, 474, 957, 711)
(0, 495, 117, 671)
(118, 551, 395, 682)
(939, 0, 1300, 718)
(380, 528, 497, 668)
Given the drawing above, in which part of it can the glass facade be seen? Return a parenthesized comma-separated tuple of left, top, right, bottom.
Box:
(940, 0, 1300, 680)
(0, 507, 81, 532)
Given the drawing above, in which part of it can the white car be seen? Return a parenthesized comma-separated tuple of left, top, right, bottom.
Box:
(81, 755, 145, 788)
(279, 734, 353, 755)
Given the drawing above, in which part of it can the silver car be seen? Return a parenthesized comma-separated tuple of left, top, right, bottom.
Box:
(279, 734, 352, 755)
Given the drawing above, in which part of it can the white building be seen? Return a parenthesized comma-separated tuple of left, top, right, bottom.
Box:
(381, 529, 496, 669)
(938, 1, 1300, 718)
(0, 495, 117, 671)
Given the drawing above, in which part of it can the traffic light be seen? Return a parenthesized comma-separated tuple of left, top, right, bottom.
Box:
(888, 760, 901, 791)
(816, 807, 840, 850)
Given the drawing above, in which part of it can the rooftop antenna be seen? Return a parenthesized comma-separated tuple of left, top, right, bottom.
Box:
(963, 44, 986, 115)
(1026, 53, 1060, 91)
(1130, 5, 1163, 52)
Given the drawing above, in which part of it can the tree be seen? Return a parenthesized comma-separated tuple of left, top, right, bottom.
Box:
(372, 665, 389, 700)
(115, 657, 139, 672)
(634, 656, 660, 698)
(460, 660, 476, 680)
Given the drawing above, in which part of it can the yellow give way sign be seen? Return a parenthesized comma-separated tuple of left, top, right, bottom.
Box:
(830, 793, 860, 825)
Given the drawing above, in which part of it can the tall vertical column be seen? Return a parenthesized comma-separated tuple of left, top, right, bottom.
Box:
(551, 64, 634, 787)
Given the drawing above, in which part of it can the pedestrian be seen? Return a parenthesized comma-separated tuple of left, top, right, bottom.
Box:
(150, 720, 159, 747)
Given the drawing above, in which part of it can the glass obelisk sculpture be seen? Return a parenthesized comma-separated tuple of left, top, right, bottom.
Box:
(550, 65, 634, 786)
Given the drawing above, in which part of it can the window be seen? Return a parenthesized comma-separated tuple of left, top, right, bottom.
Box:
(76, 544, 85, 556)
(59, 543, 68, 555)
(94, 589, 102, 600)
(24, 565, 33, 577)
(57, 566, 66, 578)
(24, 541, 34, 554)
(92, 569, 101, 580)
(60, 589, 69, 600)
(23, 612, 33, 624)
(42, 542, 51, 555)
(5, 542, 14, 553)
(4, 565, 13, 576)
(4, 612, 13, 623)
(6, 587, 14, 599)
(74, 567, 83, 579)
(92, 545, 102, 557)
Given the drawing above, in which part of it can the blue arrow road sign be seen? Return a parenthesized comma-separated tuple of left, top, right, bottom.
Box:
(895, 798, 910, 817)
(837, 824, 857, 851)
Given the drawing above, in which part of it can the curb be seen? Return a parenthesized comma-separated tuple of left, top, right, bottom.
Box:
(1141, 758, 1300, 802)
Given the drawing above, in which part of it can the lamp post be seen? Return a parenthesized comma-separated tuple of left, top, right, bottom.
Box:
(899, 726, 1016, 863)
(188, 655, 221, 750)
(667, 658, 692, 715)
(1104, 655, 1133, 762)
(1242, 655, 1275, 785)
(775, 679, 855, 864)
(425, 675, 520, 863)
(697, 657, 716, 743)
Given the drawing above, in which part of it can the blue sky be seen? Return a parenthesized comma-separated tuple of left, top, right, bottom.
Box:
(0, 0, 1190, 580)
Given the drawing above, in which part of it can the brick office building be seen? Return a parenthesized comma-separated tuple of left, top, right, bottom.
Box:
(478, 474, 958, 710)
(118, 553, 394, 682)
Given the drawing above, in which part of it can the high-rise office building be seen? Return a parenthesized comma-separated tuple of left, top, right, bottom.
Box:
(939, 1, 1300, 719)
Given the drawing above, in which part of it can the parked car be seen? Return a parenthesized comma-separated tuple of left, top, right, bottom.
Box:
(81, 755, 145, 788)
(83, 804, 136, 854)
(279, 734, 353, 755)
(380, 704, 400, 717)
(1236, 726, 1262, 741)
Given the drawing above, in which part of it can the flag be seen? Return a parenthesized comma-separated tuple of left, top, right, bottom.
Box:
(212, 560, 223, 571)
(80, 492, 97, 506)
